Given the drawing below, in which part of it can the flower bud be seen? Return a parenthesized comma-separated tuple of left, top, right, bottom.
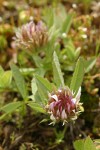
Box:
(46, 87, 83, 125)
(14, 21, 48, 49)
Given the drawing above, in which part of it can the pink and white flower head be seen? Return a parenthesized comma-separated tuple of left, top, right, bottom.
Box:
(14, 21, 48, 49)
(46, 87, 83, 125)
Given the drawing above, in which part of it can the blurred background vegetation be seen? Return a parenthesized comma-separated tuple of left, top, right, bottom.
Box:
(0, 0, 100, 149)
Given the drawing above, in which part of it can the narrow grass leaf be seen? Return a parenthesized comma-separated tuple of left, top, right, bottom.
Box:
(84, 57, 96, 73)
(70, 57, 84, 95)
(0, 101, 22, 114)
(0, 71, 12, 88)
(10, 64, 28, 99)
(61, 13, 73, 34)
(53, 51, 64, 87)
(35, 78, 48, 104)
(28, 101, 45, 113)
(35, 75, 52, 92)
(31, 78, 37, 95)
(65, 46, 75, 61)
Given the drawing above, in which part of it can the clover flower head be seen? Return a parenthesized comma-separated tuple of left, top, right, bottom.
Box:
(91, 1, 100, 18)
(14, 21, 48, 49)
(46, 87, 83, 125)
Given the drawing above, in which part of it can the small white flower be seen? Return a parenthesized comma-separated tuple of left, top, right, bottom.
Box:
(72, 3, 77, 9)
(62, 33, 67, 38)
(81, 34, 87, 39)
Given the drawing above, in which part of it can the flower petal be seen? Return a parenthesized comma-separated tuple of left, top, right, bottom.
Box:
(50, 114, 55, 121)
(75, 87, 81, 102)
(51, 95, 58, 101)
(61, 109, 67, 119)
(71, 98, 76, 104)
